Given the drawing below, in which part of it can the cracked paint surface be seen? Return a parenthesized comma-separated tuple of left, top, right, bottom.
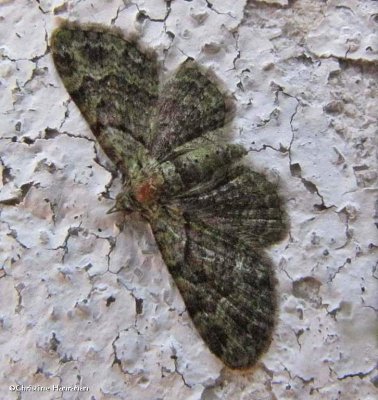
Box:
(0, 0, 377, 399)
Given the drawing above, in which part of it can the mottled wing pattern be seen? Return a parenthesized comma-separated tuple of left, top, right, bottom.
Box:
(180, 165, 287, 247)
(51, 24, 158, 174)
(160, 139, 287, 247)
(150, 60, 228, 160)
(150, 210, 277, 369)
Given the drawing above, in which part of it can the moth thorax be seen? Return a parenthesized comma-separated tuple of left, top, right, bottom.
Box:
(134, 177, 160, 205)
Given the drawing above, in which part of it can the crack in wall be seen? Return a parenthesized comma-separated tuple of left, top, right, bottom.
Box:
(327, 257, 351, 283)
(170, 348, 192, 388)
(50, 223, 83, 263)
(284, 91, 334, 211)
(0, 181, 34, 206)
(205, 0, 237, 19)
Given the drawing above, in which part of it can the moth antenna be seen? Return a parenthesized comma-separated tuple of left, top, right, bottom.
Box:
(106, 204, 121, 215)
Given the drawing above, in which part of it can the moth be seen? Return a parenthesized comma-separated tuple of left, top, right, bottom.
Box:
(51, 22, 287, 369)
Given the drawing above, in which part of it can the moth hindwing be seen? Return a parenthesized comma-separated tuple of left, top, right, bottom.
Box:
(51, 22, 288, 369)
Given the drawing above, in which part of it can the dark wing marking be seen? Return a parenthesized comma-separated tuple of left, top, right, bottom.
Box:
(180, 164, 287, 247)
(158, 141, 247, 199)
(149, 60, 228, 160)
(150, 209, 277, 369)
(51, 24, 158, 173)
(161, 139, 287, 247)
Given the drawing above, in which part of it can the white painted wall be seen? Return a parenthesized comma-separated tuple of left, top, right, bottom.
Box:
(0, 1, 377, 399)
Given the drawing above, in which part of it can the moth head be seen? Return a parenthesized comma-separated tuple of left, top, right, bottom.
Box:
(107, 191, 135, 215)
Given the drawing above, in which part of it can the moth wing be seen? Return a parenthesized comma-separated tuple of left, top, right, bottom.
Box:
(150, 60, 229, 159)
(178, 164, 288, 248)
(161, 136, 287, 248)
(51, 24, 158, 173)
(150, 210, 277, 369)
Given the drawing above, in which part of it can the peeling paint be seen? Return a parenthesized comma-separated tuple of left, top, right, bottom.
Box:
(0, 0, 377, 399)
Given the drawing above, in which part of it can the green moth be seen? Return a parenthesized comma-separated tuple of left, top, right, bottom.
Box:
(51, 22, 288, 369)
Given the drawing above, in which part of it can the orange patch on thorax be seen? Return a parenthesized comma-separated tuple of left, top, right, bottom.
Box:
(135, 179, 158, 204)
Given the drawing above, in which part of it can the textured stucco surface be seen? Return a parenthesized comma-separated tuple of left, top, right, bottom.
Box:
(0, 0, 377, 399)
